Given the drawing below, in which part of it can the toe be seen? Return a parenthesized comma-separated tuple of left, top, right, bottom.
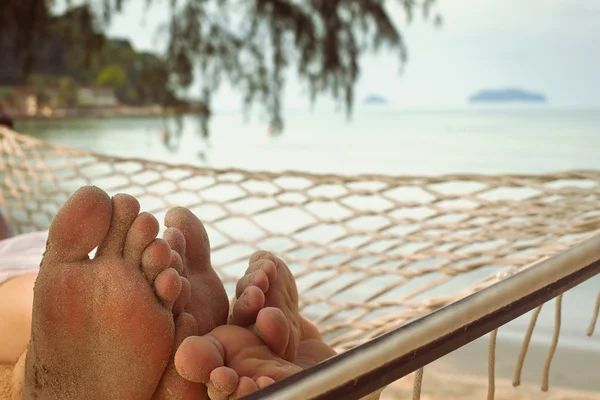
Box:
(206, 382, 231, 400)
(45, 186, 112, 263)
(229, 285, 265, 326)
(255, 307, 291, 359)
(210, 366, 239, 395)
(173, 277, 191, 315)
(163, 228, 187, 273)
(248, 250, 277, 266)
(164, 207, 210, 271)
(96, 194, 140, 257)
(123, 212, 159, 263)
(256, 376, 275, 389)
(141, 238, 172, 284)
(173, 312, 199, 355)
(246, 255, 278, 283)
(235, 268, 272, 299)
(153, 268, 182, 310)
(168, 249, 185, 276)
(234, 377, 259, 398)
(175, 335, 225, 384)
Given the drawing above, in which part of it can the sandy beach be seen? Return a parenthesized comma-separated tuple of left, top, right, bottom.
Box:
(381, 332, 600, 400)
(382, 370, 600, 400)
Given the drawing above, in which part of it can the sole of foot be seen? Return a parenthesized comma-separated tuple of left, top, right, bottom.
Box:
(23, 186, 182, 400)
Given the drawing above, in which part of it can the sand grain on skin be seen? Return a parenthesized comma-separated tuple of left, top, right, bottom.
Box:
(23, 188, 176, 400)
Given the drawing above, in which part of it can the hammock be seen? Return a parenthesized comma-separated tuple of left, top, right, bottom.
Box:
(1, 127, 599, 399)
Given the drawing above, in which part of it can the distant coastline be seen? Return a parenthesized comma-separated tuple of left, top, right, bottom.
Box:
(469, 88, 548, 103)
(6, 105, 202, 122)
(364, 94, 389, 105)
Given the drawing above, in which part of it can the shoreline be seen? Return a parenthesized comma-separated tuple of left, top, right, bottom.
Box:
(6, 106, 203, 123)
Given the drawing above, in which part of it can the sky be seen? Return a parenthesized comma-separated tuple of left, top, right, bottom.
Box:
(104, 0, 600, 109)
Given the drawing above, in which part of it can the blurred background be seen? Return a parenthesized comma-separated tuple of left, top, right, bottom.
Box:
(1, 0, 598, 176)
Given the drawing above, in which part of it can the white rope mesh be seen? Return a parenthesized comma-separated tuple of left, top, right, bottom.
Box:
(588, 291, 600, 337)
(1, 127, 599, 398)
(412, 368, 424, 400)
(488, 329, 498, 400)
(541, 295, 562, 392)
(513, 305, 543, 387)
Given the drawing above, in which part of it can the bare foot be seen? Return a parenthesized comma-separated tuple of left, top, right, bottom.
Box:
(163, 207, 229, 334)
(153, 208, 230, 399)
(175, 251, 337, 399)
(23, 186, 183, 400)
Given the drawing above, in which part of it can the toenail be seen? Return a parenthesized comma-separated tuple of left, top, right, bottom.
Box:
(247, 271, 260, 284)
(262, 259, 275, 271)
(250, 250, 274, 264)
(242, 291, 251, 307)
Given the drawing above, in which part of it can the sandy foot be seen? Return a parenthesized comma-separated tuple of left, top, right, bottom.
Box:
(163, 207, 229, 333)
(23, 186, 185, 400)
(154, 207, 231, 399)
(175, 251, 337, 399)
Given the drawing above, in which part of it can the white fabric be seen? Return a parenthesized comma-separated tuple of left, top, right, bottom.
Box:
(0, 231, 48, 285)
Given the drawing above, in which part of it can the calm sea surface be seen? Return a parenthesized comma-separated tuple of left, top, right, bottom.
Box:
(17, 107, 600, 176)
(17, 107, 600, 349)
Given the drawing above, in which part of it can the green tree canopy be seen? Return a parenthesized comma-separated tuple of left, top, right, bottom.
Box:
(96, 65, 126, 88)
(0, 0, 441, 136)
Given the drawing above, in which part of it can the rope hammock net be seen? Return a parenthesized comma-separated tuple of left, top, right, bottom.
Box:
(1, 127, 599, 399)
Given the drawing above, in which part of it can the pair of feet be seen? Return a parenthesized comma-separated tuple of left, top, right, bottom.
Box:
(20, 186, 336, 400)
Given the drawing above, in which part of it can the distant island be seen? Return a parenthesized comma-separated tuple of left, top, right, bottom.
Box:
(469, 88, 548, 103)
(364, 94, 389, 105)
